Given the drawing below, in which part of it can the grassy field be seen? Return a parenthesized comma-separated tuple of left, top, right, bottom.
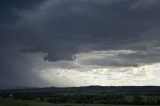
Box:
(0, 99, 157, 106)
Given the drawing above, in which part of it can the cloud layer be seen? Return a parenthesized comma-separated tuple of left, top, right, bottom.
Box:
(1, 0, 160, 88)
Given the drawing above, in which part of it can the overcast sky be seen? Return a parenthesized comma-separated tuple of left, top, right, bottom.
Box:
(1, 0, 160, 89)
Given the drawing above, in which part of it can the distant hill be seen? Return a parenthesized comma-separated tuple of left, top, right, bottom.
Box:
(1, 86, 160, 95)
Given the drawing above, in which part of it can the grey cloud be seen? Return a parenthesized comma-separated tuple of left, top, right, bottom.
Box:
(79, 48, 160, 67)
(0, 0, 46, 24)
(2, 0, 160, 63)
(14, 0, 160, 61)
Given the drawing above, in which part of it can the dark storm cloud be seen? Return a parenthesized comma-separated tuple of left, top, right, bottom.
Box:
(0, 0, 46, 24)
(1, 0, 160, 88)
(19, 0, 160, 61)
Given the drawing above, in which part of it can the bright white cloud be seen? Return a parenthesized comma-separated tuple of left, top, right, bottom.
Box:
(40, 63, 160, 86)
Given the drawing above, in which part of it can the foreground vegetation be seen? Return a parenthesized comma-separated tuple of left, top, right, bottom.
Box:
(1, 94, 160, 105)
(0, 99, 157, 106)
(1, 86, 160, 105)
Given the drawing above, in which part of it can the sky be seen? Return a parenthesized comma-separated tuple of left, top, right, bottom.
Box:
(1, 0, 160, 89)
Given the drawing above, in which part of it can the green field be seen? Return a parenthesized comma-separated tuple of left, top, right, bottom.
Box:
(0, 99, 157, 106)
